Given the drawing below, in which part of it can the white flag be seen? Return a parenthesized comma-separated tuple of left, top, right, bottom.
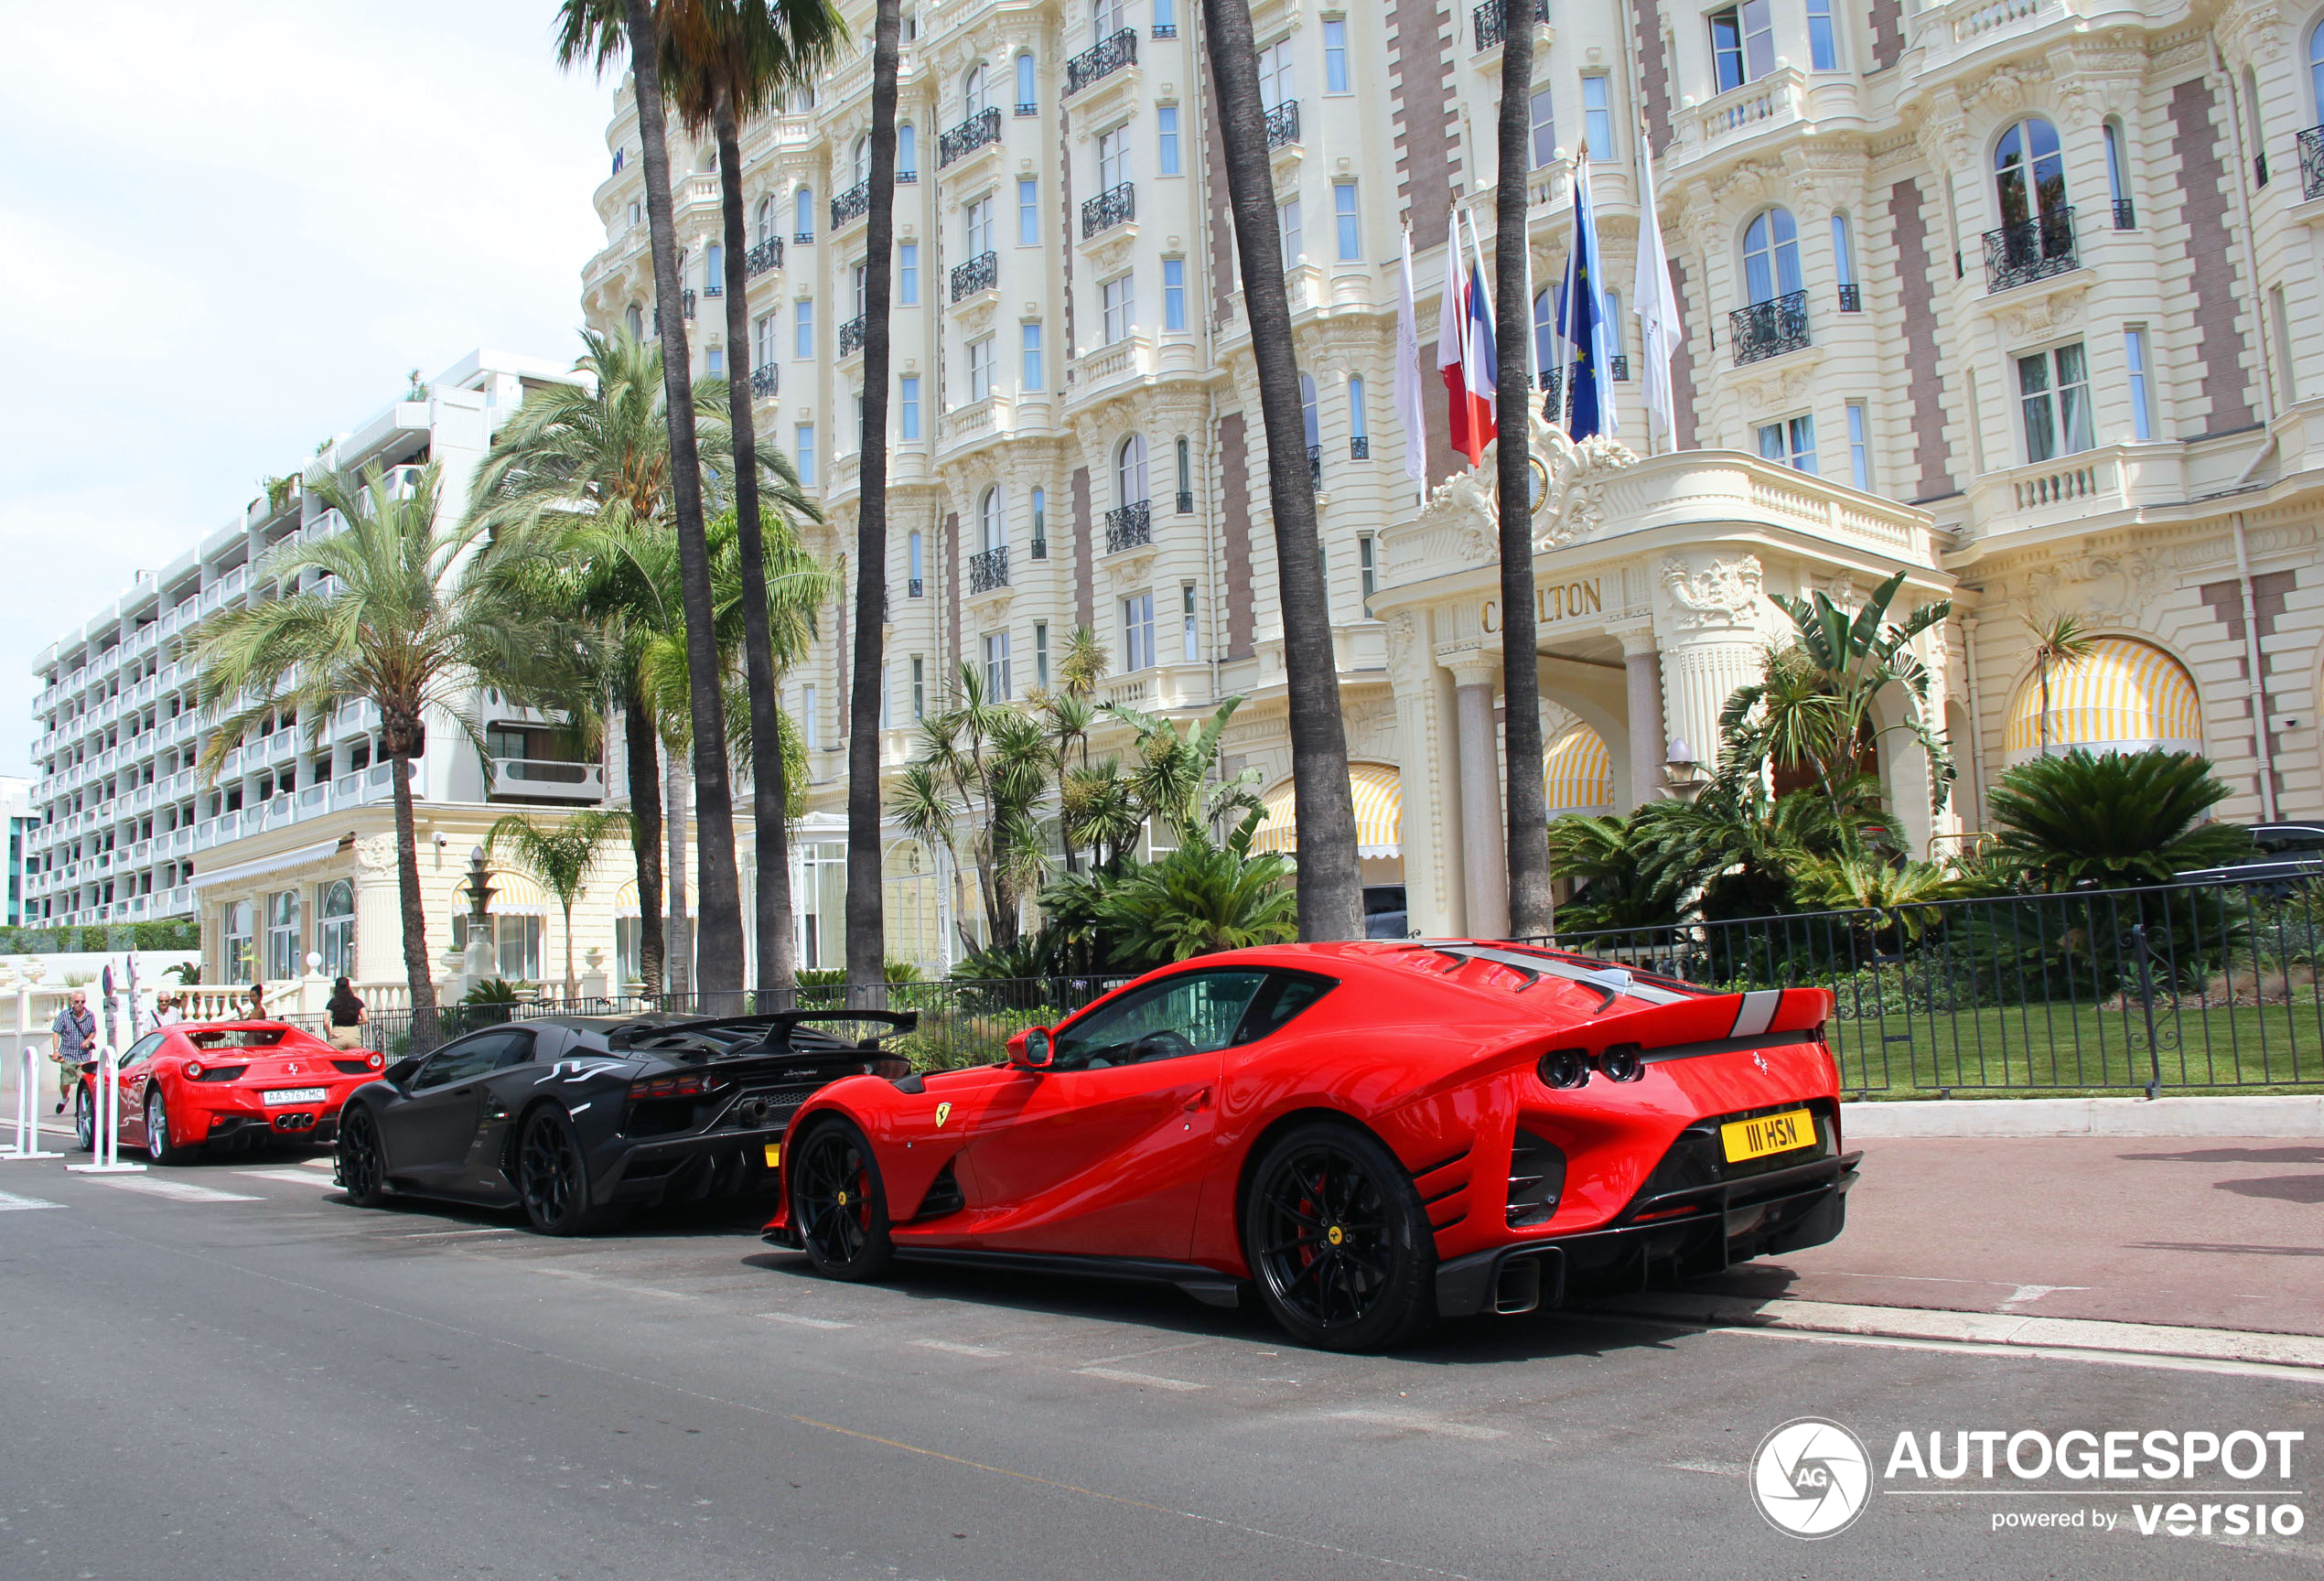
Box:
(1394, 226, 1427, 489)
(1632, 139, 1684, 447)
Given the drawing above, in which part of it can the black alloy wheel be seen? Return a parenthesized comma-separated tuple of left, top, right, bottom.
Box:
(72, 1086, 93, 1153)
(337, 1105, 388, 1207)
(519, 1106, 608, 1235)
(145, 1090, 195, 1166)
(1243, 1121, 1435, 1351)
(790, 1119, 893, 1281)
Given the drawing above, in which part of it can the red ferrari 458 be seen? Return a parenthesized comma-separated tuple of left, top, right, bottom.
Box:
(75, 1021, 385, 1165)
(764, 941, 1859, 1350)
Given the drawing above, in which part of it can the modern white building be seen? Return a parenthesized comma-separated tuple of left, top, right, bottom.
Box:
(1, 777, 30, 930)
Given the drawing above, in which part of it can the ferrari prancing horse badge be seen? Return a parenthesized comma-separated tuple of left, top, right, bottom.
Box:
(934, 1101, 952, 1128)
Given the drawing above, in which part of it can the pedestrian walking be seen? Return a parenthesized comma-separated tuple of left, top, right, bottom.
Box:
(49, 990, 97, 1115)
(327, 978, 367, 1050)
(155, 995, 185, 1027)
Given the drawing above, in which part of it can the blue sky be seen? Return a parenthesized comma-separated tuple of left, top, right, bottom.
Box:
(0, 1, 615, 776)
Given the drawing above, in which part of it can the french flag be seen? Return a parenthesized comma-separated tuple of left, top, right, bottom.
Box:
(1436, 208, 1497, 467)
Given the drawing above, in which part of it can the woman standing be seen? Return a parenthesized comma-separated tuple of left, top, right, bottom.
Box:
(327, 978, 368, 1050)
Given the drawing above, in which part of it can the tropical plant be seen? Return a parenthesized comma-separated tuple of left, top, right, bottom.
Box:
(1545, 813, 1684, 934)
(556, 0, 749, 1009)
(660, 0, 845, 1006)
(196, 463, 590, 1032)
(1198, 0, 1362, 940)
(1985, 749, 2252, 890)
(2026, 612, 2099, 758)
(1093, 843, 1299, 964)
(1103, 698, 1264, 850)
(889, 665, 1051, 952)
(1789, 853, 1970, 939)
(487, 810, 634, 998)
(1720, 569, 1954, 820)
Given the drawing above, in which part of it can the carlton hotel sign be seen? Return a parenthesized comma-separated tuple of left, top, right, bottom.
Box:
(1481, 577, 1606, 631)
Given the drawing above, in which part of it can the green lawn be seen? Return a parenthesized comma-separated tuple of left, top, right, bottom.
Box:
(1826, 998, 2324, 1097)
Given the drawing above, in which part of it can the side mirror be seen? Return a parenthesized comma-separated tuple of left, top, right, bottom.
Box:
(383, 1056, 422, 1086)
(1011, 1027, 1054, 1070)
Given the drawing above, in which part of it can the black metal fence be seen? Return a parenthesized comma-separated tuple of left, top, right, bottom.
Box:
(1529, 875, 2324, 1097)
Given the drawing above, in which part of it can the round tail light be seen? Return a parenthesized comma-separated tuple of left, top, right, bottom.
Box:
(185, 1061, 204, 1080)
(368, 1052, 384, 1070)
(1537, 1048, 1590, 1090)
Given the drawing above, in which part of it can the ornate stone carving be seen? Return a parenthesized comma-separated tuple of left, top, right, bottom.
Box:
(1993, 278, 2087, 340)
(1534, 427, 1640, 552)
(2024, 547, 2164, 626)
(1386, 611, 1420, 672)
(1410, 466, 1499, 568)
(1662, 554, 1766, 629)
(354, 834, 400, 872)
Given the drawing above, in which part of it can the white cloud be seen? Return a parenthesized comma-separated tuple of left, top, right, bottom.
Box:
(0, 0, 617, 774)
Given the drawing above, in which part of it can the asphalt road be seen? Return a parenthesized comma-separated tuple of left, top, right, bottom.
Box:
(2, 1147, 2319, 1580)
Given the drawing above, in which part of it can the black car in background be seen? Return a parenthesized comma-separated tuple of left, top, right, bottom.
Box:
(2177, 822, 2324, 888)
(334, 1010, 914, 1234)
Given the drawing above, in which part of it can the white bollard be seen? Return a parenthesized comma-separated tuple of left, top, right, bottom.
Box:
(0, 1045, 64, 1161)
(66, 1047, 145, 1175)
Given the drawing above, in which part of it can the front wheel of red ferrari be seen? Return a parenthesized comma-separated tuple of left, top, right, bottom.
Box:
(789, 1118, 894, 1282)
(1243, 1121, 1436, 1352)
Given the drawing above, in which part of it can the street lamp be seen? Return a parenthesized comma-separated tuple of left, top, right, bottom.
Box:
(1662, 737, 1707, 801)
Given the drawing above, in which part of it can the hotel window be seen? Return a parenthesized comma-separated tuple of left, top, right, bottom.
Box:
(1359, 533, 1377, 616)
(1348, 374, 1368, 454)
(908, 529, 924, 591)
(705, 346, 724, 376)
(1122, 592, 1157, 672)
(2103, 119, 2134, 227)
(1845, 403, 1872, 489)
(898, 242, 920, 304)
(756, 194, 777, 246)
(1021, 321, 1044, 391)
(1031, 486, 1048, 555)
(626, 303, 644, 341)
(1323, 17, 1350, 93)
(963, 61, 988, 116)
(965, 194, 994, 255)
(880, 661, 892, 730)
(1278, 196, 1303, 267)
(910, 655, 925, 720)
(2124, 328, 2153, 441)
(1175, 436, 1192, 506)
(1832, 211, 1858, 308)
(984, 630, 1012, 698)
(795, 422, 817, 485)
(899, 374, 921, 439)
(802, 684, 819, 750)
(1806, 0, 1839, 70)
(794, 184, 814, 241)
(1157, 104, 1181, 176)
(264, 889, 302, 982)
(1153, 0, 1176, 35)
(794, 298, 814, 358)
(705, 242, 724, 290)
(1035, 621, 1050, 689)
(898, 123, 917, 179)
(1180, 584, 1199, 661)
(1102, 273, 1135, 342)
(967, 335, 995, 400)
(1163, 257, 1187, 330)
(1530, 88, 1556, 169)
(1709, 2, 1772, 91)
(497, 917, 543, 983)
(1742, 207, 1802, 304)
(1098, 123, 1130, 190)
(2271, 287, 2299, 404)
(315, 881, 354, 979)
(1015, 51, 1036, 113)
(1333, 181, 1360, 261)
(2017, 342, 2093, 462)
(1018, 177, 1040, 244)
(1757, 414, 1818, 473)
(979, 485, 1006, 551)
(756, 312, 777, 369)
(1582, 74, 1614, 156)
(1258, 38, 1293, 108)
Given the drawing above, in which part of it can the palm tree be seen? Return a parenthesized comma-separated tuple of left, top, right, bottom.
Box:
(1986, 749, 2251, 889)
(196, 464, 590, 1036)
(845, 0, 909, 1006)
(890, 666, 1050, 952)
(1198, 0, 1363, 941)
(2027, 612, 2097, 758)
(660, 0, 846, 1007)
(556, 0, 750, 1012)
(486, 811, 634, 998)
(1493, 0, 1548, 941)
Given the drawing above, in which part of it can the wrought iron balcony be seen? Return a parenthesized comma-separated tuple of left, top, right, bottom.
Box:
(1609, 354, 1630, 382)
(951, 249, 998, 301)
(748, 237, 783, 274)
(839, 315, 867, 356)
(1265, 100, 1300, 149)
(1104, 500, 1152, 554)
(1153, 21, 1177, 37)
(1349, 435, 1370, 459)
(898, 168, 917, 183)
(681, 288, 697, 319)
(704, 278, 723, 297)
(1067, 28, 1137, 94)
(1984, 208, 2078, 293)
(1015, 101, 1038, 116)
(908, 576, 923, 597)
(1836, 283, 1861, 312)
(2301, 125, 2324, 199)
(967, 544, 1009, 594)
(832, 179, 870, 229)
(1029, 534, 1049, 559)
(1175, 489, 1193, 514)
(793, 227, 813, 244)
(1081, 181, 1135, 238)
(939, 106, 1001, 167)
(2111, 198, 2136, 230)
(1473, 0, 1547, 52)
(1307, 445, 1322, 488)
(2255, 151, 2270, 188)
(749, 363, 779, 400)
(1728, 288, 1810, 365)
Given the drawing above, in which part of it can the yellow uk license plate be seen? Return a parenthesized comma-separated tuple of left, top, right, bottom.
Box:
(1720, 1108, 1815, 1163)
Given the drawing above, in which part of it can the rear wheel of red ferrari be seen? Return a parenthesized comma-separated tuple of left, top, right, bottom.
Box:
(790, 1118, 893, 1281)
(1243, 1121, 1435, 1352)
(145, 1090, 198, 1166)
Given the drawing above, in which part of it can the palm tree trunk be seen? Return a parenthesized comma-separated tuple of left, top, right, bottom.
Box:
(845, 0, 906, 1006)
(388, 748, 439, 1042)
(665, 747, 692, 1000)
(619, 0, 746, 1013)
(1495, 0, 1548, 941)
(1199, 0, 1363, 941)
(622, 696, 666, 995)
(712, 97, 798, 1010)
(562, 898, 578, 1000)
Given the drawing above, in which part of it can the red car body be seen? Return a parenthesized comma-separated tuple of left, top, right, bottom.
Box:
(766, 941, 1858, 1346)
(75, 1021, 384, 1163)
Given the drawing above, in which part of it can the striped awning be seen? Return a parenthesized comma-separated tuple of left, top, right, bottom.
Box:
(1251, 762, 1403, 860)
(479, 872, 550, 917)
(611, 875, 692, 917)
(2003, 636, 2203, 763)
(1543, 726, 1615, 817)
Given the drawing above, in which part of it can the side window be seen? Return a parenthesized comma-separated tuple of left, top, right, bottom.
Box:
(1050, 971, 1271, 1069)
(122, 1032, 167, 1068)
(414, 1033, 513, 1090)
(1232, 972, 1339, 1046)
(493, 1030, 537, 1070)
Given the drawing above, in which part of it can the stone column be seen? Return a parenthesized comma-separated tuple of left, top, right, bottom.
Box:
(1619, 631, 1667, 812)
(351, 834, 403, 985)
(1448, 656, 1509, 940)
(1656, 554, 1770, 773)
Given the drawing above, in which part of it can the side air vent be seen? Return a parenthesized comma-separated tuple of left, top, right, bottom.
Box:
(1505, 1129, 1566, 1227)
(913, 1159, 965, 1221)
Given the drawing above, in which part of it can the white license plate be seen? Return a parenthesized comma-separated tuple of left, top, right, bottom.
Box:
(263, 1088, 327, 1105)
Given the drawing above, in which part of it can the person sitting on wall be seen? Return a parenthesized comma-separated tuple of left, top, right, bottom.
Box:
(327, 978, 367, 1051)
(244, 981, 267, 1021)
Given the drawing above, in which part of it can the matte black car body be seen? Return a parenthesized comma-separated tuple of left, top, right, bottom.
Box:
(334, 1010, 914, 1224)
(2177, 822, 2324, 887)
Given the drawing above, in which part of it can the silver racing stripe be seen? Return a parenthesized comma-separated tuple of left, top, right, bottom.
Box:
(1728, 989, 1783, 1038)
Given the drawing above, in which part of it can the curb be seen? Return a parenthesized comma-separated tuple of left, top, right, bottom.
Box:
(1586, 1293, 2324, 1371)
(1841, 1093, 2324, 1138)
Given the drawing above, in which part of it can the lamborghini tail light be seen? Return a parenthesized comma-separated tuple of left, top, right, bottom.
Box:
(627, 1072, 728, 1102)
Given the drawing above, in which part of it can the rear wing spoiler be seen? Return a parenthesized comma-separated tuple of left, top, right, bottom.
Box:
(1573, 985, 1835, 1069)
(608, 1008, 920, 1052)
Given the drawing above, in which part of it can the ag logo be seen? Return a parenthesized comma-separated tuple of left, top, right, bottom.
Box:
(1750, 1416, 1871, 1539)
(934, 1101, 952, 1129)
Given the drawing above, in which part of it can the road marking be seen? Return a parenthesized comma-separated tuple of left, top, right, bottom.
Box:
(0, 1189, 63, 1211)
(1330, 1408, 1508, 1442)
(392, 1227, 516, 1239)
(1073, 1366, 1205, 1391)
(909, 1339, 1010, 1358)
(93, 1177, 261, 1203)
(300, 1157, 336, 1170)
(759, 1312, 854, 1329)
(2000, 1283, 2089, 1308)
(529, 1264, 695, 1301)
(236, 1168, 339, 1188)
(1664, 1460, 1745, 1477)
